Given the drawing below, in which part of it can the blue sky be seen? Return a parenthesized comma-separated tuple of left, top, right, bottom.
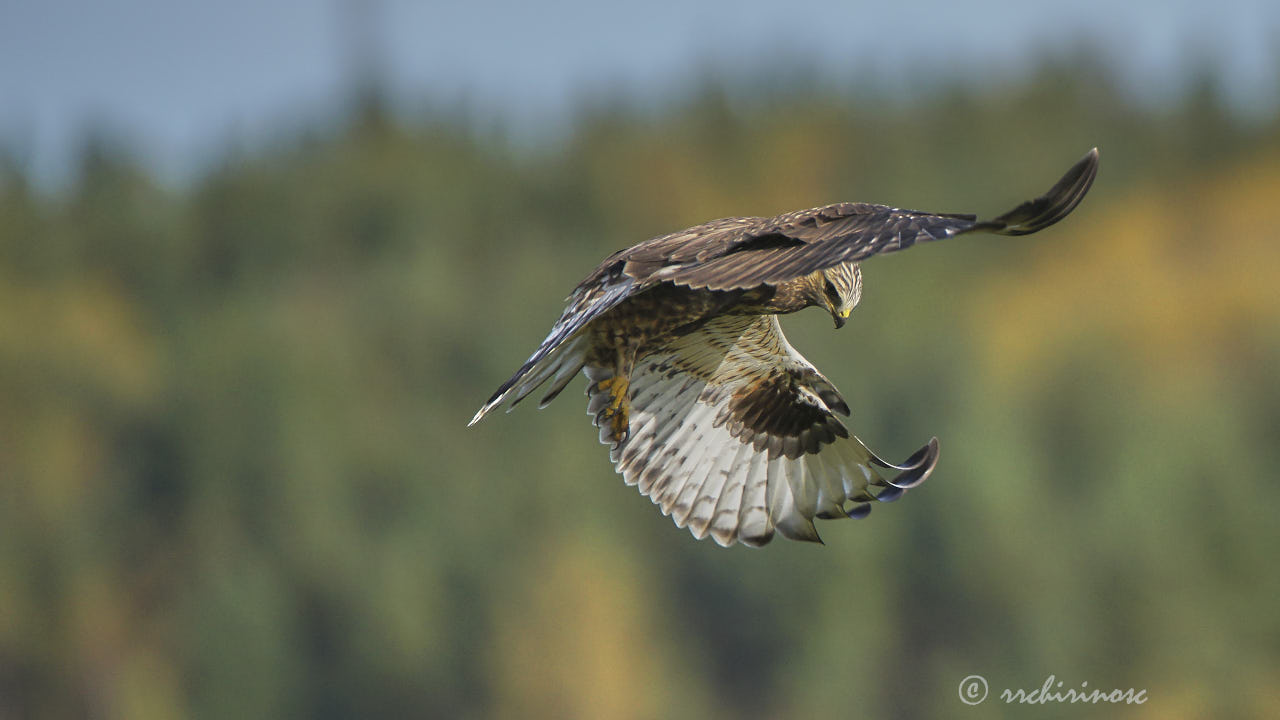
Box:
(1, 0, 1276, 187)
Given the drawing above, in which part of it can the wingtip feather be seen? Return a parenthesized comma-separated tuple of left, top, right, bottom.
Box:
(980, 147, 1100, 237)
(868, 436, 940, 489)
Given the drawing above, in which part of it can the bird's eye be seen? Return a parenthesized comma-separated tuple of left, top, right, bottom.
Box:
(824, 279, 839, 299)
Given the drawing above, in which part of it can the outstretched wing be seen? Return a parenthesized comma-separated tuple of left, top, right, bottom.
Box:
(471, 148, 1098, 426)
(587, 314, 938, 547)
(622, 147, 1099, 291)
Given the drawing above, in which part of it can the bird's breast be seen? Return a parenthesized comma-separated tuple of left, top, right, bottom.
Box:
(588, 285, 742, 359)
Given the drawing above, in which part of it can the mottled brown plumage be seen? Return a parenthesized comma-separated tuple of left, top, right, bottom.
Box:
(470, 149, 1099, 546)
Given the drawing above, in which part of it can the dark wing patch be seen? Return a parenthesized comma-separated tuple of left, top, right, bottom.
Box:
(719, 369, 851, 459)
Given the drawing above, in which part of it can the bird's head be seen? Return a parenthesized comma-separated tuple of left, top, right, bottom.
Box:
(812, 263, 862, 329)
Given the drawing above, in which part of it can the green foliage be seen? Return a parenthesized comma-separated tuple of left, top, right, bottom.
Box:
(1, 63, 1278, 719)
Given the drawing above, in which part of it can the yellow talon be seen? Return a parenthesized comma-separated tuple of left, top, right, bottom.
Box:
(596, 376, 629, 408)
(597, 375, 631, 441)
(611, 407, 629, 440)
(609, 377, 628, 411)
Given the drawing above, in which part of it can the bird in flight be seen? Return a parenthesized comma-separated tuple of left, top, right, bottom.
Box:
(470, 148, 1099, 547)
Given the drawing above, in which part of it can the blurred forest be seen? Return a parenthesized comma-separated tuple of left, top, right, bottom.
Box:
(1, 57, 1279, 719)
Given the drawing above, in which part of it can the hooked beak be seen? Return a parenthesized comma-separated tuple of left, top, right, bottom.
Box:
(833, 309, 850, 329)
